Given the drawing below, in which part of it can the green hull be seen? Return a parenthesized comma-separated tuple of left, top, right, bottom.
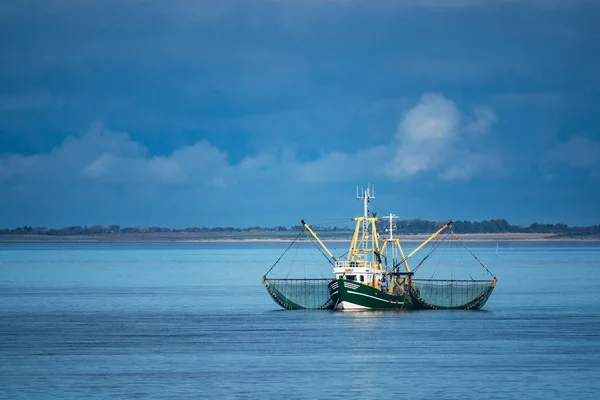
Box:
(329, 278, 496, 311)
(328, 279, 415, 311)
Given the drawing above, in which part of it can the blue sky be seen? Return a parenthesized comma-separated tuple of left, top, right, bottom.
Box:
(0, 0, 599, 228)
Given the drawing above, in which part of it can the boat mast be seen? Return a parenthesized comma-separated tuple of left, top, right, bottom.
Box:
(357, 185, 374, 252)
(380, 213, 411, 272)
(358, 185, 373, 220)
(348, 185, 381, 268)
(386, 213, 397, 241)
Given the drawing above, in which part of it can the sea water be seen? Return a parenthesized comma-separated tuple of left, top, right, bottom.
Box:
(1, 242, 599, 399)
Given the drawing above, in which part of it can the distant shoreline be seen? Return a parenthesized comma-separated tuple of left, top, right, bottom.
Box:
(1, 232, 599, 243)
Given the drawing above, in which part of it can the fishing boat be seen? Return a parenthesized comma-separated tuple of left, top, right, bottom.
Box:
(262, 186, 496, 311)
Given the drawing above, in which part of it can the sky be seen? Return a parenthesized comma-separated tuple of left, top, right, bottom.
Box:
(0, 0, 599, 228)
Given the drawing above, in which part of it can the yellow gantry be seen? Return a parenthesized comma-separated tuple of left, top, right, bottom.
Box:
(381, 238, 411, 273)
(347, 216, 381, 269)
(301, 217, 453, 276)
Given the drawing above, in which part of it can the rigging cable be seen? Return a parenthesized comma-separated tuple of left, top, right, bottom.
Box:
(430, 235, 449, 279)
(370, 201, 392, 217)
(263, 230, 305, 278)
(411, 231, 451, 274)
(306, 230, 336, 267)
(453, 232, 496, 278)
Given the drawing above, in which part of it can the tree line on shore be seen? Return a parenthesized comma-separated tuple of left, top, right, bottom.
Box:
(1, 219, 599, 237)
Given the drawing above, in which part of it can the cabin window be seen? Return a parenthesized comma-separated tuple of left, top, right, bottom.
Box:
(346, 275, 356, 281)
(360, 275, 365, 282)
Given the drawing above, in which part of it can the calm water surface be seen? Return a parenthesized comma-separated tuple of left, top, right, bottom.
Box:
(1, 242, 599, 399)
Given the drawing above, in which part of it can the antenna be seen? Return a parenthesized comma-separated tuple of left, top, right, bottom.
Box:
(356, 184, 375, 218)
(385, 213, 398, 240)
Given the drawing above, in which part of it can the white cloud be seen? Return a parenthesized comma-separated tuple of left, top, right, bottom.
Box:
(288, 94, 500, 182)
(0, 94, 500, 189)
(384, 93, 499, 181)
(399, 94, 461, 142)
(79, 139, 229, 185)
(0, 124, 149, 184)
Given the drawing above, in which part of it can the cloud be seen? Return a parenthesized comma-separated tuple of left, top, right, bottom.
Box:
(271, 94, 500, 182)
(0, 124, 149, 182)
(465, 106, 497, 134)
(294, 146, 387, 183)
(80, 135, 230, 186)
(0, 124, 237, 188)
(0, 94, 500, 189)
(384, 94, 499, 180)
(274, 94, 500, 182)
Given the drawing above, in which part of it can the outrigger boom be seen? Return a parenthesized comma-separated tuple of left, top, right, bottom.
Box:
(301, 219, 337, 261)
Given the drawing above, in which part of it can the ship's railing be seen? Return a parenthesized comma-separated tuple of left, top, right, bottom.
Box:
(334, 260, 377, 269)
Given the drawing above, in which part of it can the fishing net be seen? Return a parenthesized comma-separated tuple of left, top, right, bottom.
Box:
(399, 228, 497, 310)
(264, 278, 334, 310)
(262, 230, 336, 310)
(409, 279, 495, 310)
